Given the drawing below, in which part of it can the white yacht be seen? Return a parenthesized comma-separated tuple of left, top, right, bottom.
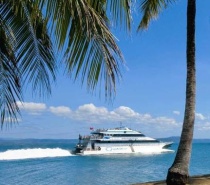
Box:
(74, 126, 172, 155)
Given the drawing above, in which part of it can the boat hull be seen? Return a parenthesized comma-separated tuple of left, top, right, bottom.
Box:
(76, 142, 173, 155)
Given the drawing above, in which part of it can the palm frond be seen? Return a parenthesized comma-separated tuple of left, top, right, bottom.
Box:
(138, 0, 176, 30)
(1, 0, 56, 97)
(0, 54, 21, 126)
(39, 0, 124, 99)
(0, 0, 56, 125)
(15, 0, 56, 97)
(107, 0, 132, 32)
(63, 0, 124, 98)
(0, 3, 21, 125)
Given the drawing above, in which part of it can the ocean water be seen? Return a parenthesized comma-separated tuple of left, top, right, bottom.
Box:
(0, 139, 209, 185)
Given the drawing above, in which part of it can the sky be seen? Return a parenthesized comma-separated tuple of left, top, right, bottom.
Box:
(2, 1, 210, 139)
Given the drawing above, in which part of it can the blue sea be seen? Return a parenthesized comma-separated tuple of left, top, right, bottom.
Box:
(0, 139, 209, 185)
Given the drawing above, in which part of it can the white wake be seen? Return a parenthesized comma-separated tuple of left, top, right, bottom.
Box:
(0, 148, 74, 160)
(136, 148, 174, 155)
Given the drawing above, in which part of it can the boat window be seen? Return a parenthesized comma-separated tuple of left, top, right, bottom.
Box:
(110, 134, 145, 137)
(94, 140, 160, 143)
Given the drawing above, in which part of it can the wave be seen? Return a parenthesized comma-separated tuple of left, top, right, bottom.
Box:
(161, 149, 174, 153)
(136, 148, 175, 155)
(0, 148, 75, 161)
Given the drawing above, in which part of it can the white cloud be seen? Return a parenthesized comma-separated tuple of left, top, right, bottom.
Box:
(173, 111, 180, 115)
(49, 106, 72, 116)
(154, 116, 177, 125)
(13, 101, 210, 138)
(16, 101, 46, 114)
(196, 122, 210, 131)
(114, 106, 139, 117)
(15, 101, 182, 134)
(77, 104, 109, 115)
(195, 113, 206, 120)
(49, 104, 178, 127)
(15, 102, 178, 128)
(74, 104, 110, 122)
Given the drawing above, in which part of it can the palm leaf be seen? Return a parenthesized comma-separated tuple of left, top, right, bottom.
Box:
(15, 0, 56, 97)
(138, 0, 176, 30)
(0, 0, 56, 125)
(40, 0, 124, 99)
(107, 0, 132, 32)
(0, 3, 21, 125)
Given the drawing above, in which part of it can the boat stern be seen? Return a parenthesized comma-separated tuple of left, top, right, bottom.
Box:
(163, 142, 173, 149)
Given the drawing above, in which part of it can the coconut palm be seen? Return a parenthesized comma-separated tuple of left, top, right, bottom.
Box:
(0, 0, 131, 125)
(137, 0, 196, 184)
(167, 1, 196, 184)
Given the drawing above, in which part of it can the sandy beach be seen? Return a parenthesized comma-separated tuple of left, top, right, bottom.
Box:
(132, 174, 210, 185)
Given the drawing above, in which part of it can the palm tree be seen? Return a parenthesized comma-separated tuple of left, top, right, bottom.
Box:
(137, 0, 196, 184)
(0, 0, 130, 125)
(167, 1, 196, 184)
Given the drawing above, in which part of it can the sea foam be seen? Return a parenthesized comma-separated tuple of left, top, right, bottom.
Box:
(0, 148, 74, 160)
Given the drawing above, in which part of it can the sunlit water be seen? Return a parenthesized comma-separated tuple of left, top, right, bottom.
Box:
(0, 139, 209, 185)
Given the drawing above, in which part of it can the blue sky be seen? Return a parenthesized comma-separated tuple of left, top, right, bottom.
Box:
(2, 1, 210, 139)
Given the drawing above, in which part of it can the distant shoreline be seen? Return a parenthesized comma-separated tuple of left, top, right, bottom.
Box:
(158, 136, 210, 143)
(0, 137, 210, 142)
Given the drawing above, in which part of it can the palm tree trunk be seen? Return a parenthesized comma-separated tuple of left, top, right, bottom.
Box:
(166, 0, 196, 185)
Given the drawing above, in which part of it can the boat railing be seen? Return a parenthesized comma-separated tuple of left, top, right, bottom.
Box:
(95, 128, 107, 132)
(80, 135, 91, 139)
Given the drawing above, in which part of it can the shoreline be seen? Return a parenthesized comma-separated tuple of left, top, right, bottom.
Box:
(132, 174, 210, 185)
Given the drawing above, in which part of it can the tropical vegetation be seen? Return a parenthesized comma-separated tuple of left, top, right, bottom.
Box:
(0, 0, 197, 184)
